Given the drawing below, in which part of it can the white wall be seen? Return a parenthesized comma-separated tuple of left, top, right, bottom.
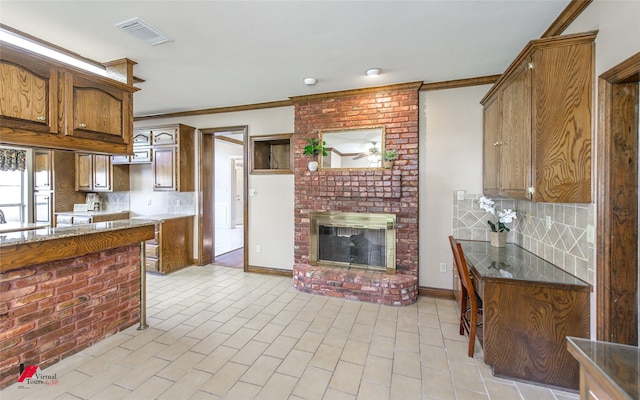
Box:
(134, 106, 295, 271)
(419, 86, 489, 289)
(214, 140, 243, 228)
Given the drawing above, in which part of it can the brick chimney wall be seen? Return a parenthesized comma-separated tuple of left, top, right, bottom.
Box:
(292, 83, 420, 275)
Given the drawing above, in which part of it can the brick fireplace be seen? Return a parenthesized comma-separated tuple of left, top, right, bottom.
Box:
(291, 82, 421, 306)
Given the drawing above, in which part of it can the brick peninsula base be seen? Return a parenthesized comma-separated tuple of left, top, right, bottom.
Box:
(293, 264, 418, 306)
(0, 220, 155, 389)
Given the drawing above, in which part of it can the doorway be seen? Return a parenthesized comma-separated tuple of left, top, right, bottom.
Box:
(597, 52, 639, 345)
(199, 126, 248, 270)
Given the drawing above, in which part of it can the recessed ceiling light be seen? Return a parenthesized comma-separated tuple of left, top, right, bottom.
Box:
(303, 77, 317, 86)
(366, 68, 383, 77)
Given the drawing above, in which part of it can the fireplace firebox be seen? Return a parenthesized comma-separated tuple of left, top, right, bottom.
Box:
(309, 211, 396, 274)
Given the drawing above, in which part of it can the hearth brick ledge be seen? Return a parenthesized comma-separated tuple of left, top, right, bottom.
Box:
(293, 264, 418, 306)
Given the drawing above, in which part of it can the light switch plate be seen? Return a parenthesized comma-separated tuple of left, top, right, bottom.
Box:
(249, 189, 256, 197)
(586, 225, 595, 243)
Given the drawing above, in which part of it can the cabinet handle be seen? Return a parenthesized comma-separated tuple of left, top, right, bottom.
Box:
(528, 62, 534, 69)
(37, 116, 46, 121)
(493, 141, 503, 146)
(79, 123, 87, 128)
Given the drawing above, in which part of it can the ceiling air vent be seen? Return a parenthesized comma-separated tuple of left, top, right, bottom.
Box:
(115, 18, 172, 45)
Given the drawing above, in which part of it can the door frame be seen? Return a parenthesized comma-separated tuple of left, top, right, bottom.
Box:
(597, 52, 640, 344)
(198, 126, 248, 270)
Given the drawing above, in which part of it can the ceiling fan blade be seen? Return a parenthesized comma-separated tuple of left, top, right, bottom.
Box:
(353, 153, 367, 160)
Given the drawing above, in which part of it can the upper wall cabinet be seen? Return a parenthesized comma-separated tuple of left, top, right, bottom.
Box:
(0, 43, 137, 155)
(132, 124, 195, 192)
(0, 51, 59, 135)
(481, 31, 596, 203)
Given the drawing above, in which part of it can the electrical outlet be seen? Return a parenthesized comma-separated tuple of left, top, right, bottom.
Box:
(456, 190, 465, 201)
(439, 263, 447, 273)
(526, 212, 531, 224)
(256, 245, 262, 253)
(545, 216, 552, 230)
(147, 198, 152, 205)
(176, 200, 181, 206)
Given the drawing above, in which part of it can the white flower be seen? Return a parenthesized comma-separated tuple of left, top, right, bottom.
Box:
(498, 209, 517, 224)
(478, 196, 517, 232)
(478, 196, 495, 215)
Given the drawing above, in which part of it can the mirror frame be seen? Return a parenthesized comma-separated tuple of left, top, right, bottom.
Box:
(319, 125, 386, 171)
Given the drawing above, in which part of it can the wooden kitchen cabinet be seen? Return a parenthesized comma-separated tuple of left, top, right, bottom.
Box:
(33, 150, 53, 191)
(0, 49, 59, 135)
(75, 153, 130, 192)
(145, 215, 193, 274)
(481, 31, 595, 203)
(112, 129, 152, 164)
(67, 73, 131, 144)
(0, 43, 137, 155)
(150, 124, 195, 192)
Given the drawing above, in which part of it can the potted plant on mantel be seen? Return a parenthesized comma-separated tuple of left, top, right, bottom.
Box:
(382, 149, 398, 169)
(303, 138, 327, 172)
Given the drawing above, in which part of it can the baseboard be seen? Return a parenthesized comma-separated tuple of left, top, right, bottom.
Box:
(418, 286, 455, 300)
(247, 265, 293, 277)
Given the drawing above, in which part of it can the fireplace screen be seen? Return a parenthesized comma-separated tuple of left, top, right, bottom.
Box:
(309, 212, 396, 274)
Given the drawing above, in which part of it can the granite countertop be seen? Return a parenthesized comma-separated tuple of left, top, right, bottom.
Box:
(567, 337, 639, 399)
(0, 222, 50, 234)
(0, 218, 156, 247)
(55, 210, 131, 217)
(458, 240, 590, 288)
(131, 213, 194, 222)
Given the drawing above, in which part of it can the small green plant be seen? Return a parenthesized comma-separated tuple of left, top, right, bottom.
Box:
(303, 138, 327, 157)
(382, 149, 398, 161)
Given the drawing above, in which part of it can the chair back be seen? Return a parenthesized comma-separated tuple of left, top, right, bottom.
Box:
(0, 209, 6, 224)
(448, 236, 479, 311)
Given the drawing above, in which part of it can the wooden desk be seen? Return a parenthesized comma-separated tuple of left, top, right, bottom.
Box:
(459, 240, 591, 390)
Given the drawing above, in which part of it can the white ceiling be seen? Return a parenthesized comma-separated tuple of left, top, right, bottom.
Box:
(0, 1, 570, 118)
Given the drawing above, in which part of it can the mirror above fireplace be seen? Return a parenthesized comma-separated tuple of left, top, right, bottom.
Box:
(320, 126, 385, 169)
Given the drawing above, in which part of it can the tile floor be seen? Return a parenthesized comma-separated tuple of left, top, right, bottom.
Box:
(1, 264, 581, 400)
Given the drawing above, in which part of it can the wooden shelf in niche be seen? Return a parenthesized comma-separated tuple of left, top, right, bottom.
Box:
(250, 133, 293, 174)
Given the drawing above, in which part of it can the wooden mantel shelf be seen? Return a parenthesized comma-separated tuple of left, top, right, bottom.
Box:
(0, 219, 156, 272)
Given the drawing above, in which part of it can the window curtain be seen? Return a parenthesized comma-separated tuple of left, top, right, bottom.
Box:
(0, 148, 27, 172)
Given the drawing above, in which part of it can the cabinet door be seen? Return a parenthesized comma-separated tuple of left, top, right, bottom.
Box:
(152, 128, 178, 145)
(153, 147, 177, 191)
(68, 74, 130, 144)
(0, 52, 58, 134)
(500, 60, 531, 200)
(33, 192, 52, 225)
(33, 150, 52, 191)
(131, 147, 152, 164)
(482, 94, 501, 195)
(93, 155, 112, 191)
(132, 130, 152, 146)
(75, 153, 93, 191)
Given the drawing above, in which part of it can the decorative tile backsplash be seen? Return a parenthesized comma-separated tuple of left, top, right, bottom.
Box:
(99, 191, 196, 215)
(452, 192, 594, 284)
(99, 192, 130, 211)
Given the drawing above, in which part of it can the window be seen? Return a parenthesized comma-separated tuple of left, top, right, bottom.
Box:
(0, 169, 27, 222)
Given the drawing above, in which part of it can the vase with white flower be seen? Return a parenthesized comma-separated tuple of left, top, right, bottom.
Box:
(478, 196, 517, 247)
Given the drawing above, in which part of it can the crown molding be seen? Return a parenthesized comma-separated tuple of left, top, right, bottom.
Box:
(134, 100, 293, 121)
(420, 75, 501, 91)
(289, 81, 424, 103)
(541, 0, 593, 38)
